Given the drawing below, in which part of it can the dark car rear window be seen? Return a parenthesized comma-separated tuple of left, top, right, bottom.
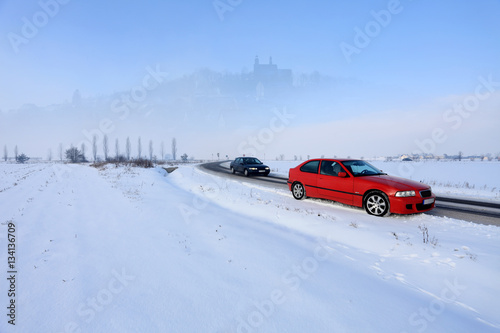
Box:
(300, 160, 320, 174)
(243, 158, 262, 164)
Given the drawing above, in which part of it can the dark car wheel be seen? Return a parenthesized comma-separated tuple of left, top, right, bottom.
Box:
(292, 182, 306, 200)
(364, 192, 390, 217)
(230, 167, 235, 174)
(244, 169, 249, 177)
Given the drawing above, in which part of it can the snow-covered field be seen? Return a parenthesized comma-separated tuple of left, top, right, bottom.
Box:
(265, 160, 500, 202)
(1, 162, 499, 332)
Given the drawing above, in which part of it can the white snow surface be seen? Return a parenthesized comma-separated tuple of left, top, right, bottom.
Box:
(0, 162, 499, 333)
(265, 159, 500, 202)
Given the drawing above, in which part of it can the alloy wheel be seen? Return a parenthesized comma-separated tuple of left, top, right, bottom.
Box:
(292, 183, 305, 200)
(365, 193, 389, 216)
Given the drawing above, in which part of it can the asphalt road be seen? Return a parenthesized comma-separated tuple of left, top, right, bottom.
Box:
(200, 161, 500, 227)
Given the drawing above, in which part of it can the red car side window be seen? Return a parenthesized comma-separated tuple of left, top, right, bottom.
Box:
(300, 160, 320, 174)
(320, 161, 346, 177)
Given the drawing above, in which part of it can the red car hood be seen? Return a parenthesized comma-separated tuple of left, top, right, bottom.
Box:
(362, 174, 430, 191)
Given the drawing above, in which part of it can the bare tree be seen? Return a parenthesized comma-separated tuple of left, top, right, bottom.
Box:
(81, 143, 86, 162)
(126, 137, 131, 160)
(160, 141, 165, 161)
(14, 145, 18, 161)
(68, 145, 77, 162)
(3, 145, 7, 161)
(172, 138, 177, 160)
(59, 143, 63, 161)
(149, 140, 153, 161)
(47, 148, 52, 161)
(92, 135, 98, 162)
(137, 137, 142, 159)
(72, 89, 82, 106)
(103, 135, 109, 161)
(65, 146, 85, 163)
(115, 138, 120, 159)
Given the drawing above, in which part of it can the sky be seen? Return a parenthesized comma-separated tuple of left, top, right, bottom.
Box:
(1, 0, 499, 159)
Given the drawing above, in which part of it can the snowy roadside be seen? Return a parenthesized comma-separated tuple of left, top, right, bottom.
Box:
(0, 163, 499, 332)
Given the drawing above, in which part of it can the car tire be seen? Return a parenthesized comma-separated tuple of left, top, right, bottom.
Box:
(244, 169, 249, 177)
(364, 192, 390, 217)
(292, 182, 306, 200)
(230, 167, 235, 174)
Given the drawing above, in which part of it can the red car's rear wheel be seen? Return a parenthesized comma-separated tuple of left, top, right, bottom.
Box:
(292, 182, 306, 200)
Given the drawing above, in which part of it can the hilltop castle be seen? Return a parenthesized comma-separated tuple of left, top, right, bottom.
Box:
(253, 56, 292, 87)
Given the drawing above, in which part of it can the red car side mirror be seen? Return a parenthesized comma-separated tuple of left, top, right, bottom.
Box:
(338, 171, 348, 178)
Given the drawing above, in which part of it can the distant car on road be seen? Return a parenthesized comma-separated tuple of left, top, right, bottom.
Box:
(230, 157, 270, 177)
(288, 158, 435, 217)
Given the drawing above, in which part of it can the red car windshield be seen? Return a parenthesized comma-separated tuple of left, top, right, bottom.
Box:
(341, 160, 386, 177)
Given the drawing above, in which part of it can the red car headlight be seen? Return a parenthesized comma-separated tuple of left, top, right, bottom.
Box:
(395, 190, 416, 197)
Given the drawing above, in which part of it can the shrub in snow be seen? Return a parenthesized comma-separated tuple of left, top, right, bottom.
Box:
(16, 153, 29, 164)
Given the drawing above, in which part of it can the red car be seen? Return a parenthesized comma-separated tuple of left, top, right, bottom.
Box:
(287, 159, 436, 216)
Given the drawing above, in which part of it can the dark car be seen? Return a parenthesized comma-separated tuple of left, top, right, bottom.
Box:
(230, 157, 270, 177)
(288, 158, 436, 217)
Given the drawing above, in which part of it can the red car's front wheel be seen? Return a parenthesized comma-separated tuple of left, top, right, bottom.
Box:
(364, 192, 390, 217)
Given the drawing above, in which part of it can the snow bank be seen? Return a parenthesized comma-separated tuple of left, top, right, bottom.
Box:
(0, 163, 499, 333)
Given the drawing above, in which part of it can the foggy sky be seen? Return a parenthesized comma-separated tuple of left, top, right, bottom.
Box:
(1, 0, 499, 159)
